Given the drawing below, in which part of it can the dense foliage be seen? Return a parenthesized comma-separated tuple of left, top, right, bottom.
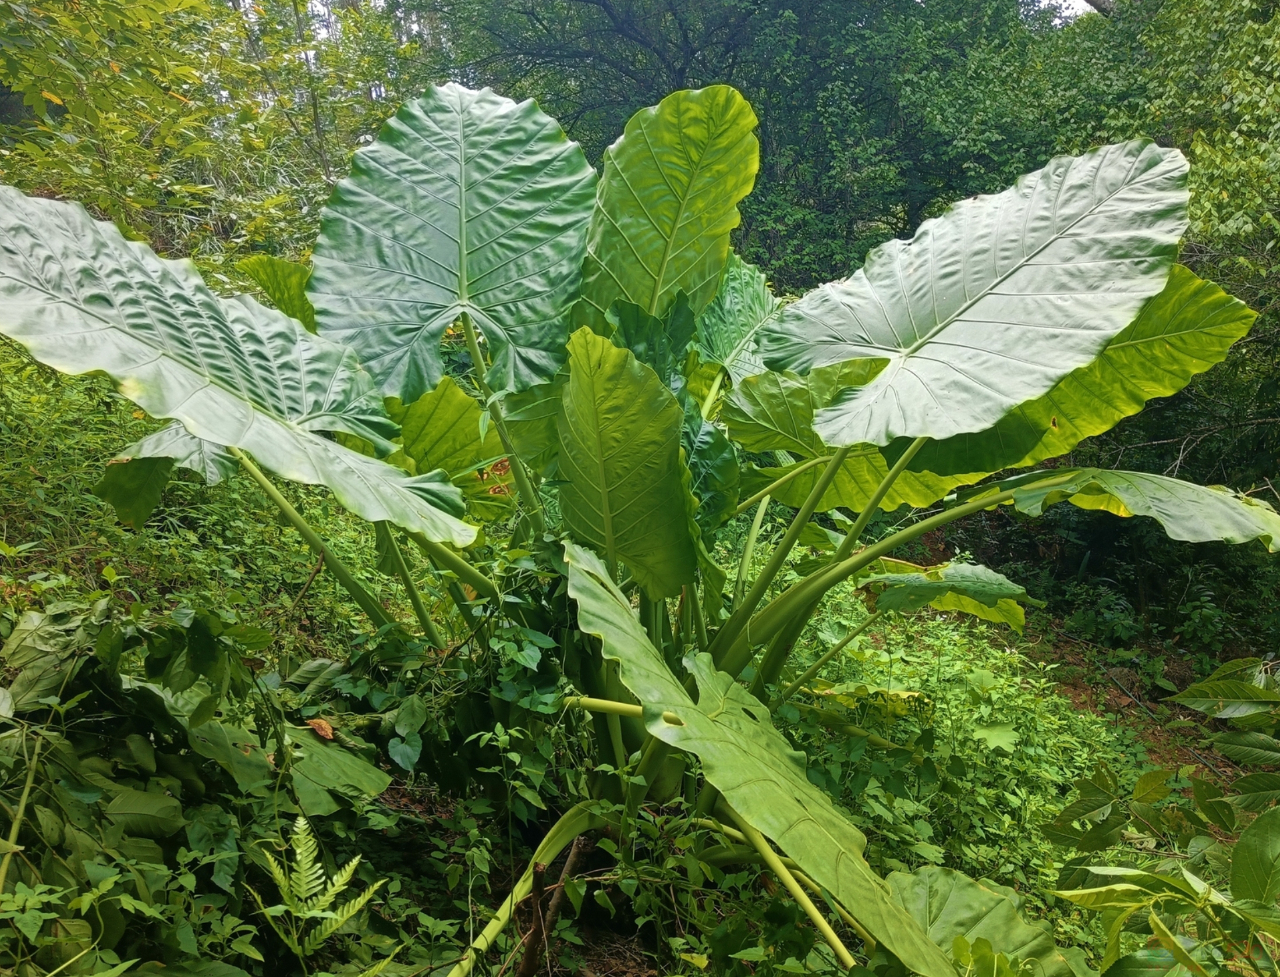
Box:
(1, 3, 1279, 977)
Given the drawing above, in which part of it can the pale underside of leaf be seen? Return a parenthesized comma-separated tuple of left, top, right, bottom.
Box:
(760, 140, 1190, 446)
(310, 83, 597, 400)
(889, 866, 1079, 977)
(0, 187, 474, 546)
(563, 542, 955, 977)
(1009, 468, 1280, 552)
(892, 265, 1257, 478)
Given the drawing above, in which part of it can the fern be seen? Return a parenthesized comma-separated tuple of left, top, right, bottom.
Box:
(245, 816, 390, 972)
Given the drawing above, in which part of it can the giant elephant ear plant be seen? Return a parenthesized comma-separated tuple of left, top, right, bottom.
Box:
(0, 80, 1274, 976)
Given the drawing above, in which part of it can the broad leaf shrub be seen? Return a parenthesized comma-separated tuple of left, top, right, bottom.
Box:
(0, 81, 1277, 976)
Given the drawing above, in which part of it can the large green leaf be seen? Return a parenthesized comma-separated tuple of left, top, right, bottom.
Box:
(563, 542, 954, 977)
(864, 562, 1038, 632)
(0, 187, 475, 546)
(1008, 469, 1280, 551)
(310, 83, 596, 400)
(695, 252, 780, 386)
(105, 789, 186, 838)
(1229, 773, 1280, 812)
(759, 141, 1189, 447)
(1170, 681, 1280, 719)
(608, 294, 696, 385)
(502, 379, 565, 477)
(1232, 808, 1280, 903)
(557, 328, 697, 598)
(725, 364, 971, 511)
(576, 86, 759, 332)
(189, 721, 274, 795)
(390, 376, 514, 522)
(888, 867, 1078, 977)
(1211, 731, 1280, 765)
(238, 255, 316, 334)
(892, 265, 1256, 478)
(684, 405, 739, 538)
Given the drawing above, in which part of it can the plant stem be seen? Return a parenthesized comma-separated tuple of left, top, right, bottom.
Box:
(446, 802, 605, 977)
(562, 696, 683, 727)
(723, 803, 855, 969)
(229, 447, 391, 630)
(460, 312, 546, 534)
(382, 524, 445, 648)
(733, 495, 770, 610)
(690, 583, 709, 652)
(733, 457, 831, 517)
(710, 447, 852, 666)
(700, 371, 726, 418)
(774, 612, 882, 706)
(407, 532, 499, 602)
(746, 438, 927, 690)
(0, 732, 41, 893)
(837, 437, 929, 556)
(718, 473, 1075, 678)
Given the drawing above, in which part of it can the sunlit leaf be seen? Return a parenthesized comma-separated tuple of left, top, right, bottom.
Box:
(760, 141, 1189, 447)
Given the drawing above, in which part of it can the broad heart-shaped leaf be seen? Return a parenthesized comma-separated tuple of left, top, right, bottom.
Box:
(695, 251, 780, 386)
(238, 255, 316, 333)
(889, 265, 1257, 478)
(558, 328, 697, 598)
(862, 561, 1039, 633)
(310, 83, 596, 400)
(759, 141, 1189, 447)
(93, 422, 237, 527)
(888, 867, 1079, 977)
(683, 402, 739, 538)
(0, 187, 475, 547)
(725, 363, 972, 511)
(1009, 469, 1280, 552)
(105, 789, 186, 838)
(503, 379, 564, 477)
(576, 86, 760, 333)
(1232, 808, 1280, 903)
(389, 376, 514, 522)
(562, 542, 954, 977)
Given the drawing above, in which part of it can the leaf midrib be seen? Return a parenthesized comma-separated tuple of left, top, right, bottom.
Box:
(899, 148, 1153, 357)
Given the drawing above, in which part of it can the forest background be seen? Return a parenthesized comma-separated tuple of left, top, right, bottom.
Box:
(5, 0, 1279, 652)
(2, 1, 1280, 975)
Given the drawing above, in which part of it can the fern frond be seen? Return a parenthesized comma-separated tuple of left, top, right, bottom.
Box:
(308, 854, 361, 914)
(288, 816, 326, 903)
(244, 882, 302, 957)
(301, 879, 385, 956)
(260, 850, 296, 912)
(356, 945, 402, 977)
